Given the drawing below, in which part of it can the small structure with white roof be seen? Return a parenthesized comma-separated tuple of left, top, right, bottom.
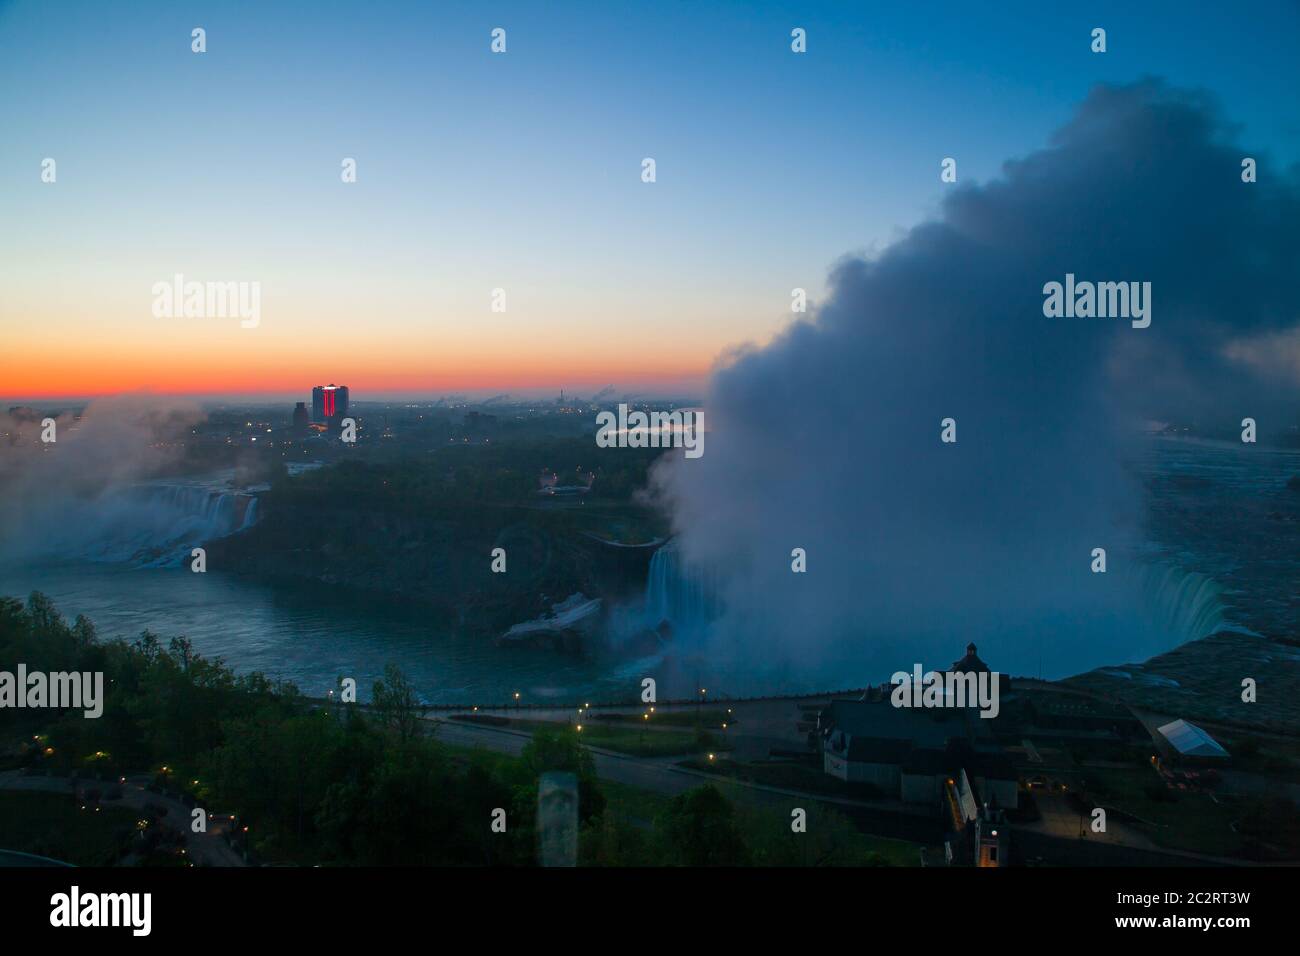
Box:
(1154, 718, 1229, 760)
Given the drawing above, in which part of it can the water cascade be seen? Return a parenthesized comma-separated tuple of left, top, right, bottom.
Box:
(1134, 562, 1237, 642)
(37, 482, 262, 567)
(643, 541, 722, 640)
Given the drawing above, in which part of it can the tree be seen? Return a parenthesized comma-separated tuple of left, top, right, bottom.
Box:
(168, 636, 194, 672)
(518, 727, 605, 822)
(580, 813, 649, 866)
(371, 663, 421, 742)
(653, 785, 750, 866)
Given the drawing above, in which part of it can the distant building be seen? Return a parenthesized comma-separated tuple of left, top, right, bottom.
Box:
(1011, 689, 1146, 740)
(292, 402, 309, 436)
(538, 467, 595, 497)
(311, 384, 350, 425)
(951, 641, 990, 674)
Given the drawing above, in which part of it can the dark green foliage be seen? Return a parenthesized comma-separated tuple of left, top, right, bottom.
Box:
(1, 593, 901, 867)
(0, 592, 530, 865)
(652, 784, 751, 866)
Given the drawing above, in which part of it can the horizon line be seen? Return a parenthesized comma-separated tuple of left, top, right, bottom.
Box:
(1, 388, 706, 405)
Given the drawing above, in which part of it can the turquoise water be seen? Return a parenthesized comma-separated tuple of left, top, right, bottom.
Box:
(0, 558, 623, 705)
(1135, 437, 1300, 642)
(2, 437, 1295, 703)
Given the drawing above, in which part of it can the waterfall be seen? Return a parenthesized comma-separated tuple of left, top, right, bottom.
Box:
(1135, 562, 1236, 642)
(239, 497, 259, 531)
(643, 541, 722, 638)
(635, 546, 1237, 668)
(37, 481, 263, 567)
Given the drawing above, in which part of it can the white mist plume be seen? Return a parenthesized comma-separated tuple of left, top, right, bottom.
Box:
(650, 81, 1300, 687)
(0, 395, 204, 561)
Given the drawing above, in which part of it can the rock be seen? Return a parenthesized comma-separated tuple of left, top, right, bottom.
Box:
(498, 593, 603, 652)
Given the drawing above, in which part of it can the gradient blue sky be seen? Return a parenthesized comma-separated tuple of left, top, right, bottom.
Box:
(2, 0, 1297, 398)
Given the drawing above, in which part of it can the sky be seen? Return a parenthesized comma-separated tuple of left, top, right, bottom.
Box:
(1, 0, 1298, 400)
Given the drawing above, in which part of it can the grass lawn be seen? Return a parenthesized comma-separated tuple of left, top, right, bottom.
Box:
(487, 717, 730, 757)
(574, 723, 725, 757)
(1085, 767, 1246, 857)
(598, 779, 927, 865)
(1222, 737, 1300, 784)
(591, 709, 735, 730)
(442, 742, 520, 777)
(677, 757, 884, 800)
(441, 743, 930, 866)
(599, 780, 673, 827)
(0, 791, 138, 866)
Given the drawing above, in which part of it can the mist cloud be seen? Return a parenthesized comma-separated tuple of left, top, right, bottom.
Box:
(0, 395, 203, 561)
(652, 80, 1300, 686)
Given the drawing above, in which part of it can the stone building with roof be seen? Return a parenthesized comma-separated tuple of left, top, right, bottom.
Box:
(818, 643, 1018, 811)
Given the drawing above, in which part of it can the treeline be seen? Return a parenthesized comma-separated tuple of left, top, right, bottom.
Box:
(0, 594, 890, 866)
(270, 437, 668, 511)
(207, 437, 668, 627)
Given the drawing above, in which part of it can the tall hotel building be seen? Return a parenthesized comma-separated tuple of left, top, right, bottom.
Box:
(311, 384, 350, 424)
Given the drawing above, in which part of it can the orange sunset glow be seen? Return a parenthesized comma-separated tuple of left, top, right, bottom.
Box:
(0, 301, 726, 398)
(0, 345, 711, 398)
